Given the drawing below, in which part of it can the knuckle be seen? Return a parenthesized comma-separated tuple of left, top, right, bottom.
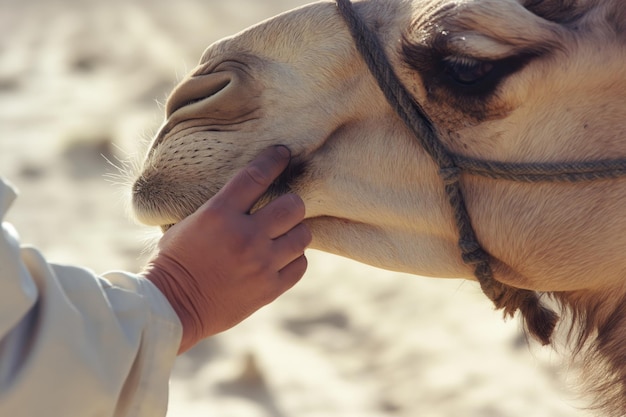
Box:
(229, 232, 249, 251)
(282, 231, 309, 258)
(255, 257, 273, 274)
(244, 148, 289, 187)
(294, 255, 308, 275)
(278, 256, 308, 291)
(244, 164, 273, 187)
(272, 194, 305, 221)
(293, 224, 312, 248)
(227, 224, 257, 251)
(202, 200, 226, 220)
(285, 193, 305, 216)
(272, 206, 292, 223)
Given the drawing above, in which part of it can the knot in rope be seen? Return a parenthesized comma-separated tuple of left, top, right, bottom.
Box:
(459, 240, 488, 265)
(439, 167, 461, 185)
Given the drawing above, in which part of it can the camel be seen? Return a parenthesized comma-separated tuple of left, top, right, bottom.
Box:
(131, 0, 626, 414)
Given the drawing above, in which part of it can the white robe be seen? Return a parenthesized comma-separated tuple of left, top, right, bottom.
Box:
(0, 178, 182, 416)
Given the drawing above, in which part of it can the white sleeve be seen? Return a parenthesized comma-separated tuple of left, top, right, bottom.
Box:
(0, 178, 182, 417)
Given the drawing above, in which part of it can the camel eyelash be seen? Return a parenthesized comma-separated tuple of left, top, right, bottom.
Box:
(442, 56, 496, 86)
(402, 34, 541, 99)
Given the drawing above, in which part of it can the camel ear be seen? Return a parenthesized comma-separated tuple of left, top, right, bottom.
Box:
(522, 0, 584, 23)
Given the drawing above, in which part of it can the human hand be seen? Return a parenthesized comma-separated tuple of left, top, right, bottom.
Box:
(143, 146, 311, 354)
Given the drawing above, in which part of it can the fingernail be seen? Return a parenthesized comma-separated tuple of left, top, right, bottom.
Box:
(275, 145, 291, 158)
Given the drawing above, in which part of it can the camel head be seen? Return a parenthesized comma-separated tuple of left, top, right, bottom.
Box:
(132, 1, 626, 412)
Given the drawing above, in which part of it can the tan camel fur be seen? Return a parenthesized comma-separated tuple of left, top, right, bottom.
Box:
(131, 0, 626, 414)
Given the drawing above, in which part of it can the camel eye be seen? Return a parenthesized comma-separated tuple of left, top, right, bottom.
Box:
(443, 56, 495, 85)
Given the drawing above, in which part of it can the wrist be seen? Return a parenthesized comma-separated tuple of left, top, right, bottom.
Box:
(142, 261, 202, 354)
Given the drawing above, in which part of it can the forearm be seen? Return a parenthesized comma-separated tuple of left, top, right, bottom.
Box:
(0, 180, 181, 417)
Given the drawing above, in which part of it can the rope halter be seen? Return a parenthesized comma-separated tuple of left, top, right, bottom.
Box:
(335, 0, 626, 344)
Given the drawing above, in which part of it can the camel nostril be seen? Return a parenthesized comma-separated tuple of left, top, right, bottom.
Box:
(165, 71, 232, 117)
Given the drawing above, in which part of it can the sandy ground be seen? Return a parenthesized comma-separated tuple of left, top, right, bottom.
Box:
(0, 0, 594, 416)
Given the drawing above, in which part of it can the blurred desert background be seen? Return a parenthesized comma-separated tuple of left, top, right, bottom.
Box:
(0, 0, 593, 416)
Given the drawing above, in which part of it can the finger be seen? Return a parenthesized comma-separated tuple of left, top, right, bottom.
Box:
(214, 145, 291, 213)
(276, 254, 308, 293)
(271, 223, 312, 268)
(253, 193, 306, 239)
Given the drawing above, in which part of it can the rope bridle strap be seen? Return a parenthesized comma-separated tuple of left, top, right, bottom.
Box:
(335, 0, 626, 344)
